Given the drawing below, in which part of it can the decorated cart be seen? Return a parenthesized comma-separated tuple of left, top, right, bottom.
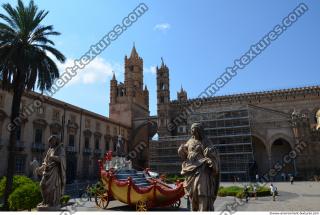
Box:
(96, 151, 185, 211)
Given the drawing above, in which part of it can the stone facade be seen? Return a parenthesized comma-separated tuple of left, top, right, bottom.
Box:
(109, 45, 151, 168)
(152, 59, 320, 180)
(109, 45, 149, 127)
(0, 90, 131, 182)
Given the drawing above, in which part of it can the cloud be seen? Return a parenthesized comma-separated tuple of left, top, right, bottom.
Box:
(55, 56, 122, 86)
(153, 23, 171, 32)
(144, 65, 157, 75)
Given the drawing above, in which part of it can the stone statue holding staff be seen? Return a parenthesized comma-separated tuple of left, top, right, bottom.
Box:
(36, 135, 66, 211)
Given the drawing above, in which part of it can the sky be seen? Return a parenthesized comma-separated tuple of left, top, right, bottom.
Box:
(1, 0, 319, 116)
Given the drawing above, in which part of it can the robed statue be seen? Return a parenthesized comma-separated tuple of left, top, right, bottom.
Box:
(178, 123, 220, 211)
(116, 135, 125, 157)
(36, 135, 66, 211)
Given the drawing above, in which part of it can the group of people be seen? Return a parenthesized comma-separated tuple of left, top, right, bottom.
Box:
(243, 183, 278, 203)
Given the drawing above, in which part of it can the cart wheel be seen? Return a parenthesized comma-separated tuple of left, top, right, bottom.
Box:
(95, 192, 109, 209)
(136, 199, 148, 211)
(171, 199, 181, 209)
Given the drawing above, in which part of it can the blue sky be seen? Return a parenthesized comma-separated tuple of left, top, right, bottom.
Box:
(1, 0, 319, 116)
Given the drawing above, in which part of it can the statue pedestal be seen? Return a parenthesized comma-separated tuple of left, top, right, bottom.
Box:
(37, 204, 61, 211)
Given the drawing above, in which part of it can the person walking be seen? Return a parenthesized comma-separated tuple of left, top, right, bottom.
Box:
(244, 185, 249, 203)
(253, 185, 257, 200)
(290, 175, 294, 185)
(270, 184, 276, 201)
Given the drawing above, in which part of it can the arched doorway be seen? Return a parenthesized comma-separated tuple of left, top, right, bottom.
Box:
(252, 136, 269, 176)
(271, 138, 295, 181)
(130, 120, 158, 169)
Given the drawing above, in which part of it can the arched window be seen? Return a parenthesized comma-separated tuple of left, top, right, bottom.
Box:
(159, 82, 165, 90)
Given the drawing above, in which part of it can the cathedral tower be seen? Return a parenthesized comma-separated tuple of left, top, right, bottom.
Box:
(156, 58, 170, 136)
(177, 85, 188, 102)
(109, 45, 149, 127)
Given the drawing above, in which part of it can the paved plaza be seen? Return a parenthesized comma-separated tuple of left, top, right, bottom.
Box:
(65, 182, 320, 212)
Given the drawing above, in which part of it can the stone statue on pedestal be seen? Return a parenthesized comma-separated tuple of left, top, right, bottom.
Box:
(36, 135, 66, 211)
(178, 123, 220, 211)
(116, 135, 125, 157)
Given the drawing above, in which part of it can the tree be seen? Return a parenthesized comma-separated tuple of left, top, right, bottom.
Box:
(0, 0, 65, 210)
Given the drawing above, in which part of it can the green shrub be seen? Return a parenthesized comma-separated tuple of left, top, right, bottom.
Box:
(8, 182, 42, 211)
(164, 174, 185, 183)
(236, 191, 244, 199)
(256, 186, 271, 197)
(60, 195, 71, 205)
(90, 181, 105, 194)
(218, 186, 243, 197)
(218, 189, 227, 197)
(0, 175, 34, 198)
(217, 185, 271, 198)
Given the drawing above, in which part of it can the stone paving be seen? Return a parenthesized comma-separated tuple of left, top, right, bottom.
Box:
(65, 182, 320, 212)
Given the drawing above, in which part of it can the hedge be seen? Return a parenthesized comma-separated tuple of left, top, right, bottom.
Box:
(218, 186, 243, 197)
(0, 175, 43, 211)
(8, 182, 42, 211)
(218, 185, 271, 198)
(60, 195, 71, 205)
(0, 175, 34, 198)
(163, 174, 185, 183)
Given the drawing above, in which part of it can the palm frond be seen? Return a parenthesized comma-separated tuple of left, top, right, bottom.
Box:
(0, 0, 65, 93)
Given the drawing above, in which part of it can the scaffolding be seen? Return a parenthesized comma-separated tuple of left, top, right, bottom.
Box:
(149, 135, 188, 174)
(149, 108, 255, 181)
(188, 108, 255, 181)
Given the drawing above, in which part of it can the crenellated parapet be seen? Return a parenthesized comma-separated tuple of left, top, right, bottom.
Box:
(170, 85, 320, 105)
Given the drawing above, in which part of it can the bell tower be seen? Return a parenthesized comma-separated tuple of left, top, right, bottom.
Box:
(177, 85, 188, 102)
(156, 58, 170, 136)
(125, 44, 144, 98)
(109, 45, 149, 127)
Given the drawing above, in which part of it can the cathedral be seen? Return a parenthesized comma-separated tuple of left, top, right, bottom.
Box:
(0, 45, 319, 182)
(152, 56, 320, 181)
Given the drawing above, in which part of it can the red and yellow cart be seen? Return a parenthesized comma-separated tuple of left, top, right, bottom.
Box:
(97, 152, 185, 211)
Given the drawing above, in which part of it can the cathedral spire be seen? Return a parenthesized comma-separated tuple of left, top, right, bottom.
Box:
(161, 57, 165, 67)
(112, 71, 116, 80)
(130, 42, 139, 58)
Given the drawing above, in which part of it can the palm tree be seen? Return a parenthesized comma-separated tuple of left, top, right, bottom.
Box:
(0, 0, 65, 209)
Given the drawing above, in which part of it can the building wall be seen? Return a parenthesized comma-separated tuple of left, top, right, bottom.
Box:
(0, 90, 131, 182)
(154, 60, 320, 180)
